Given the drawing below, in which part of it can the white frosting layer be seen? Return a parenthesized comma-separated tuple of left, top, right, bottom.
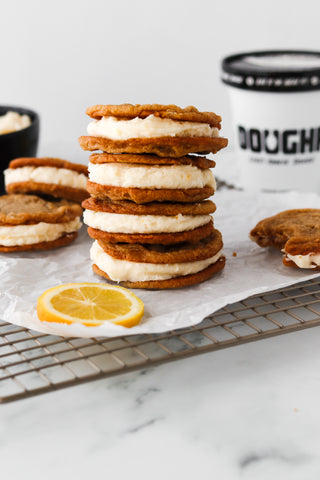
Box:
(0, 218, 82, 246)
(0, 111, 31, 135)
(90, 240, 222, 282)
(87, 115, 219, 140)
(4, 166, 87, 190)
(88, 162, 215, 189)
(286, 252, 320, 269)
(83, 210, 211, 234)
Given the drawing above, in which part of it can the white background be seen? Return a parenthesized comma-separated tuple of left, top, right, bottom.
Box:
(1, 0, 320, 162)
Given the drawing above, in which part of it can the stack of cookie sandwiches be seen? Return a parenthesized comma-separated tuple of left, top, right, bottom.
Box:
(79, 104, 228, 289)
(0, 157, 88, 252)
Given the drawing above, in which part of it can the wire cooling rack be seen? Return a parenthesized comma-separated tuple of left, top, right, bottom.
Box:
(1, 277, 320, 403)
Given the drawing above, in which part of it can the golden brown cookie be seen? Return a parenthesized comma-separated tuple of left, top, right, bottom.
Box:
(0, 194, 82, 251)
(79, 135, 228, 158)
(9, 157, 88, 173)
(89, 152, 215, 169)
(87, 181, 214, 203)
(87, 221, 214, 245)
(86, 104, 222, 128)
(250, 209, 320, 270)
(0, 194, 82, 224)
(97, 229, 223, 263)
(92, 256, 226, 290)
(82, 196, 216, 216)
(5, 157, 88, 203)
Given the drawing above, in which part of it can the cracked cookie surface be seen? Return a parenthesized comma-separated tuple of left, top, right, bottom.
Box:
(85, 103, 222, 127)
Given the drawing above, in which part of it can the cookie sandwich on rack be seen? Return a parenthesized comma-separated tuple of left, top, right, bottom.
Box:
(83, 196, 216, 245)
(91, 228, 225, 290)
(0, 194, 82, 252)
(79, 103, 228, 158)
(5, 157, 88, 203)
(86, 152, 216, 204)
(250, 209, 320, 270)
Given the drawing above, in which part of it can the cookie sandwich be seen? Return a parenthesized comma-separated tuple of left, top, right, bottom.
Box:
(82, 197, 216, 245)
(0, 194, 82, 252)
(86, 153, 216, 203)
(79, 103, 228, 158)
(91, 229, 225, 289)
(250, 209, 320, 270)
(5, 157, 88, 203)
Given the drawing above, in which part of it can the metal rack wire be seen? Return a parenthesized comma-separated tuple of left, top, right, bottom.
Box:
(1, 277, 320, 403)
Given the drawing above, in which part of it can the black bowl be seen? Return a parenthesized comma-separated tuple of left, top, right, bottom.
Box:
(0, 105, 40, 193)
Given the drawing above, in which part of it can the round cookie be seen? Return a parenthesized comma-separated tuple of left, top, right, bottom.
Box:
(89, 152, 216, 169)
(97, 229, 223, 264)
(79, 135, 228, 158)
(250, 209, 320, 270)
(92, 256, 226, 290)
(0, 194, 83, 251)
(86, 182, 214, 204)
(5, 157, 88, 203)
(87, 221, 214, 245)
(82, 196, 216, 215)
(85, 104, 222, 128)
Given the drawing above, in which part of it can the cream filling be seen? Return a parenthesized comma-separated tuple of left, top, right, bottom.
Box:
(87, 114, 219, 140)
(0, 218, 82, 246)
(0, 111, 31, 135)
(4, 166, 88, 190)
(88, 162, 215, 189)
(285, 252, 320, 269)
(83, 209, 211, 234)
(90, 240, 223, 282)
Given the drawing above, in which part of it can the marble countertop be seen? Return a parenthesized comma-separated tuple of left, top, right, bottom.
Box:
(1, 325, 320, 480)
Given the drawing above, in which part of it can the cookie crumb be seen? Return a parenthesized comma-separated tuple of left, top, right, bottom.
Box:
(232, 251, 237, 257)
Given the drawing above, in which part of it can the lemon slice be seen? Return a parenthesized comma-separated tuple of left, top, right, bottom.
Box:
(37, 283, 144, 328)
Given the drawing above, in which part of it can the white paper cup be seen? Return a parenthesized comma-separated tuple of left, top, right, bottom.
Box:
(222, 50, 320, 192)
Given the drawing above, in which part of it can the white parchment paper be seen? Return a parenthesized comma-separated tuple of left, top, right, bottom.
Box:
(1, 189, 320, 337)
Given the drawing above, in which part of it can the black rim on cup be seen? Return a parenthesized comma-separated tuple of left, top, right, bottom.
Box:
(221, 50, 320, 92)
